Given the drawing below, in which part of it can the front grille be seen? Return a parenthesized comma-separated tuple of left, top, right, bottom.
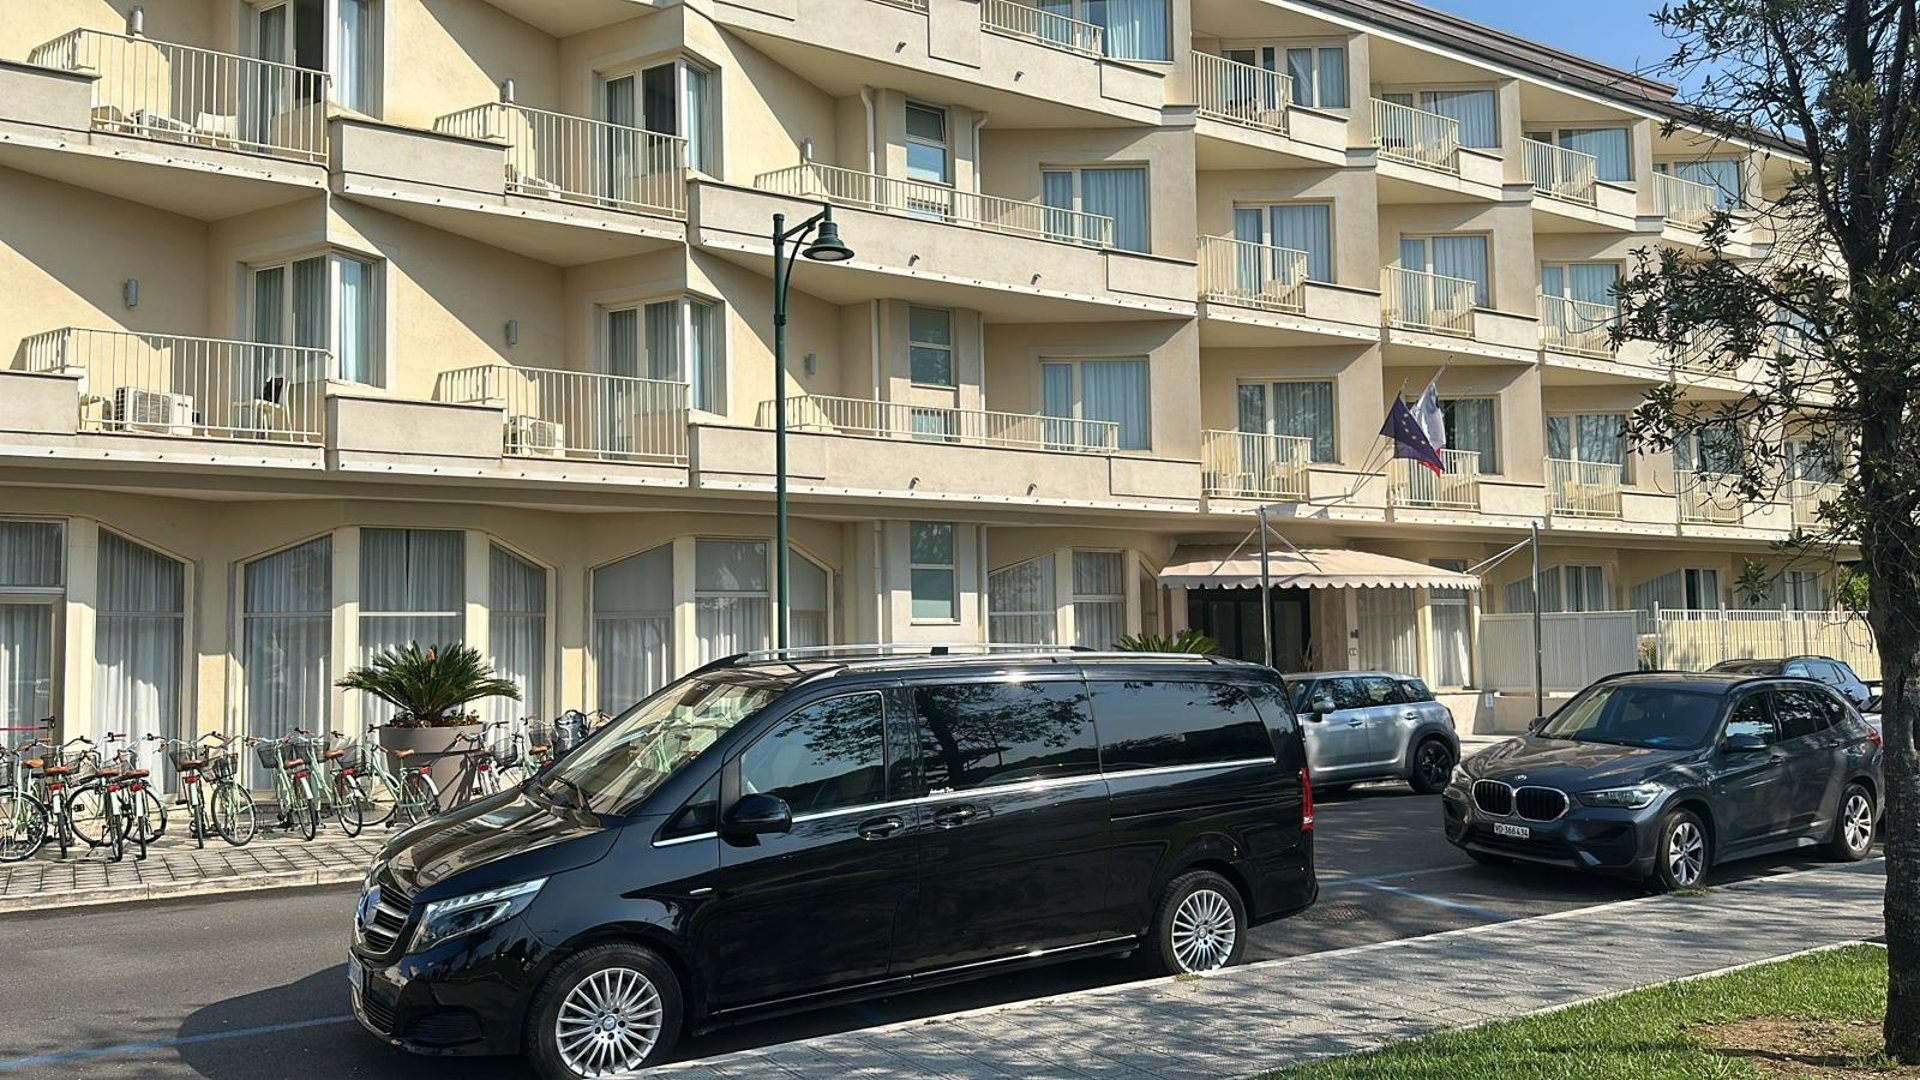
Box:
(358, 874, 415, 955)
(1472, 780, 1513, 816)
(1514, 786, 1568, 822)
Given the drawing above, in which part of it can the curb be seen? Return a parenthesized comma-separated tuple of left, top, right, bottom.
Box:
(0, 866, 364, 916)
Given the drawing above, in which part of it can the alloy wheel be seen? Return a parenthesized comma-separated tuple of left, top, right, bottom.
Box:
(555, 966, 664, 1077)
(1843, 792, 1874, 854)
(1169, 887, 1238, 973)
(1417, 743, 1451, 788)
(1668, 820, 1706, 887)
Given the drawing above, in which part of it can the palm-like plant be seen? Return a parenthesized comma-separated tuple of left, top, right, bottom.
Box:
(1114, 629, 1222, 655)
(336, 642, 520, 728)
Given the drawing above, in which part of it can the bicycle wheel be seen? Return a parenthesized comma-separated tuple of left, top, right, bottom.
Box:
(332, 774, 366, 838)
(102, 793, 124, 863)
(128, 788, 165, 845)
(0, 790, 48, 863)
(295, 777, 318, 841)
(210, 781, 256, 846)
(365, 773, 401, 828)
(399, 771, 438, 825)
(124, 794, 147, 861)
(187, 787, 206, 850)
(67, 783, 109, 847)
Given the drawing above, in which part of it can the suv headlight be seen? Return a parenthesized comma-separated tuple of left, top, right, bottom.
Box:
(1576, 783, 1664, 809)
(410, 878, 547, 953)
(1450, 763, 1472, 787)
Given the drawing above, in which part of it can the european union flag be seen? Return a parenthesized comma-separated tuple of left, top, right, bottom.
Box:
(1382, 398, 1445, 475)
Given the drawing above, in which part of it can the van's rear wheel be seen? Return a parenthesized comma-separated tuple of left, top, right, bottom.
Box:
(1149, 870, 1248, 975)
(525, 943, 681, 1079)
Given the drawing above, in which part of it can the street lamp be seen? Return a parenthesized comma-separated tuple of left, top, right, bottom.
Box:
(772, 205, 854, 650)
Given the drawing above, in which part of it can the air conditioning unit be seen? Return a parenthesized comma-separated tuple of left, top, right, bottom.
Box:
(506, 415, 565, 457)
(113, 388, 195, 436)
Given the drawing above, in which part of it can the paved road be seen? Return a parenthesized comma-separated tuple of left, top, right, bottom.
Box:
(0, 782, 1863, 1079)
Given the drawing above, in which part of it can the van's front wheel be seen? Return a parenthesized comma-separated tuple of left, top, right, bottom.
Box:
(1150, 870, 1248, 975)
(526, 943, 682, 1079)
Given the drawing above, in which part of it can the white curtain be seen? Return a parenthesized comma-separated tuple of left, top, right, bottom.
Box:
(1441, 398, 1497, 472)
(244, 537, 331, 764)
(644, 301, 680, 382)
(1040, 362, 1076, 447)
(989, 556, 1056, 644)
(695, 540, 770, 662)
(593, 545, 673, 713)
(683, 63, 711, 172)
(1041, 170, 1076, 242)
(336, 255, 377, 385)
(606, 308, 640, 377)
(1072, 550, 1125, 649)
(1081, 360, 1151, 450)
(488, 545, 546, 725)
(1667, 160, 1742, 209)
(1430, 593, 1470, 687)
(1271, 381, 1336, 462)
(1356, 589, 1416, 673)
(686, 299, 717, 412)
(1271, 204, 1332, 284)
(1430, 235, 1490, 307)
(1079, 167, 1149, 252)
(1547, 414, 1626, 466)
(791, 555, 830, 647)
(1420, 89, 1498, 148)
(1, 522, 63, 728)
(359, 527, 463, 673)
(1099, 0, 1169, 61)
(1560, 128, 1630, 182)
(95, 531, 184, 748)
(1314, 46, 1347, 107)
(1286, 48, 1315, 106)
(335, 0, 372, 112)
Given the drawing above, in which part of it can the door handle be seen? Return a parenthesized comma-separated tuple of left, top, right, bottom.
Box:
(1768, 753, 1788, 767)
(932, 805, 980, 829)
(1344, 720, 1366, 728)
(857, 815, 905, 840)
(1402, 712, 1419, 720)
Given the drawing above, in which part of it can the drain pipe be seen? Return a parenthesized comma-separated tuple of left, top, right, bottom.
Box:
(872, 521, 888, 644)
(859, 87, 877, 175)
(970, 110, 988, 193)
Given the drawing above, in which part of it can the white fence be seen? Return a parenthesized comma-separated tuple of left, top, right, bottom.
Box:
(1654, 608, 1880, 680)
(1480, 611, 1641, 693)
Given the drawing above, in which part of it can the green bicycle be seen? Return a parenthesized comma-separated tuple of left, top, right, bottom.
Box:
(249, 732, 319, 841)
(155, 732, 255, 847)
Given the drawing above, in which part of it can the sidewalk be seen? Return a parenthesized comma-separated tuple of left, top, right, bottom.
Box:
(0, 828, 381, 914)
(650, 861, 1886, 1080)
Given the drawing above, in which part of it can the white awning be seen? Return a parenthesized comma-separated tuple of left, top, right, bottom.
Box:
(1158, 546, 1482, 591)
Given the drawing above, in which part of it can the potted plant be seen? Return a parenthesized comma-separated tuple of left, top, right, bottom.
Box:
(337, 642, 519, 793)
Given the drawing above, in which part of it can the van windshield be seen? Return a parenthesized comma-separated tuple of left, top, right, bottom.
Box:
(537, 673, 789, 816)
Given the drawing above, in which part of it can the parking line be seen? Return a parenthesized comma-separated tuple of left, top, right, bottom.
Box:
(0, 1016, 354, 1071)
(1337, 878, 1508, 921)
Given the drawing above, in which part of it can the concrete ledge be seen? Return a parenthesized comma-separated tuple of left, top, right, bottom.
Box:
(0, 865, 363, 916)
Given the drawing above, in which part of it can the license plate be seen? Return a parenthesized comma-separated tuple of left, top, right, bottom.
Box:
(347, 955, 365, 993)
(1492, 822, 1531, 840)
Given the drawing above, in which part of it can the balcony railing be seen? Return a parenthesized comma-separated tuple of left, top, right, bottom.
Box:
(433, 365, 689, 464)
(980, 0, 1104, 58)
(1789, 478, 1841, 529)
(1539, 293, 1618, 359)
(1372, 98, 1461, 175)
(1203, 430, 1312, 501)
(1676, 468, 1744, 525)
(754, 162, 1115, 248)
(20, 327, 332, 443)
(1389, 448, 1481, 511)
(434, 103, 687, 218)
(756, 394, 1120, 454)
(1383, 267, 1478, 337)
(28, 29, 330, 162)
(1656, 171, 1720, 229)
(1197, 236, 1310, 314)
(1546, 458, 1624, 518)
(1192, 52, 1292, 135)
(1524, 140, 1599, 206)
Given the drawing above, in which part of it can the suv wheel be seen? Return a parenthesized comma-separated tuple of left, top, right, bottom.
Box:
(525, 943, 681, 1079)
(1829, 782, 1876, 861)
(1650, 808, 1710, 893)
(1150, 870, 1248, 975)
(1409, 738, 1454, 795)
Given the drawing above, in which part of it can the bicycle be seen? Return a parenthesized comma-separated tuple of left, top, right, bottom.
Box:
(433, 728, 504, 813)
(18, 734, 103, 859)
(249, 732, 319, 841)
(364, 724, 445, 826)
(85, 733, 155, 862)
(0, 745, 49, 863)
(155, 733, 254, 847)
(310, 732, 368, 838)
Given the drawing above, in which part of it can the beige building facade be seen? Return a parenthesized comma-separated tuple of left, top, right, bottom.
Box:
(0, 0, 1839, 745)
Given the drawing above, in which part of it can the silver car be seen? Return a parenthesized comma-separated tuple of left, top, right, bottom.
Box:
(1288, 671, 1459, 794)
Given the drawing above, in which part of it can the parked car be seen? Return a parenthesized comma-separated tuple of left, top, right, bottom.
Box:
(349, 648, 1317, 1078)
(1707, 656, 1873, 711)
(1444, 671, 1882, 892)
(1287, 671, 1459, 794)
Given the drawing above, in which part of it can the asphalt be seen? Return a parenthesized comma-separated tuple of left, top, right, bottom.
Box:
(0, 780, 1870, 1080)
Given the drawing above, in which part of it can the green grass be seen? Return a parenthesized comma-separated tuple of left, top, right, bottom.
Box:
(1263, 945, 1888, 1080)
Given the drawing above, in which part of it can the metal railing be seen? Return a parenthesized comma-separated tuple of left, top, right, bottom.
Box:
(1546, 458, 1624, 518)
(433, 102, 688, 218)
(1197, 236, 1310, 314)
(868, 0, 928, 8)
(1656, 171, 1720, 228)
(1389, 448, 1481, 511)
(20, 327, 332, 443)
(1383, 267, 1479, 336)
(1524, 139, 1599, 206)
(433, 364, 689, 464)
(755, 394, 1120, 454)
(1676, 468, 1745, 525)
(1539, 293, 1618, 359)
(1202, 430, 1312, 501)
(980, 0, 1104, 58)
(1789, 478, 1841, 529)
(29, 28, 330, 162)
(1192, 52, 1292, 135)
(1372, 98, 1460, 174)
(754, 162, 1115, 247)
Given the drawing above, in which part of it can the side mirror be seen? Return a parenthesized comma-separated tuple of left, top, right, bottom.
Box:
(1722, 733, 1768, 754)
(1526, 716, 1547, 734)
(1308, 694, 1336, 718)
(722, 793, 792, 837)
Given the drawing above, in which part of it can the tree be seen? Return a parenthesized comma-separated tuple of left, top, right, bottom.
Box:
(1612, 0, 1920, 1057)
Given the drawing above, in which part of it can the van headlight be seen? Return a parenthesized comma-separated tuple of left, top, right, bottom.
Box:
(409, 878, 547, 953)
(1576, 783, 1664, 809)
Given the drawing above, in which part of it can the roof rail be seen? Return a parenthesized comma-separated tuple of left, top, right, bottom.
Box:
(729, 643, 1091, 664)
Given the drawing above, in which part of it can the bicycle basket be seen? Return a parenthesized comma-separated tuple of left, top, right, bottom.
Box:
(201, 748, 238, 782)
(253, 740, 291, 772)
(524, 718, 552, 753)
(167, 745, 207, 774)
(333, 741, 373, 774)
(488, 731, 521, 770)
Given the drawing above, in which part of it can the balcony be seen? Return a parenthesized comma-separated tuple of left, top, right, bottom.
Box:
(758, 394, 1118, 454)
(980, 0, 1104, 59)
(1372, 98, 1459, 175)
(20, 327, 331, 444)
(754, 162, 1114, 248)
(433, 103, 687, 219)
(1790, 479, 1841, 529)
(1202, 430, 1311, 502)
(28, 29, 329, 163)
(1676, 468, 1744, 525)
(1192, 53, 1290, 136)
(1539, 294, 1617, 359)
(1524, 140, 1598, 207)
(433, 365, 689, 465)
(1656, 172, 1720, 229)
(1383, 268, 1477, 337)
(1388, 449, 1482, 512)
(1197, 236, 1308, 314)
(1546, 458, 1624, 518)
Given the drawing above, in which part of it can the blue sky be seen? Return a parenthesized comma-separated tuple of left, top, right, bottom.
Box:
(1417, 1, 1677, 84)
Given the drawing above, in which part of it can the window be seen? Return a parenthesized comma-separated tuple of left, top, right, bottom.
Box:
(661, 774, 719, 840)
(741, 694, 888, 814)
(250, 252, 381, 386)
(1723, 695, 1776, 745)
(909, 524, 958, 622)
(1398, 677, 1436, 703)
(1088, 679, 1273, 772)
(1526, 128, 1631, 182)
(1540, 263, 1620, 310)
(905, 103, 949, 184)
(1285, 45, 1349, 108)
(1412, 89, 1498, 148)
(909, 307, 954, 386)
(1505, 565, 1607, 614)
(359, 529, 463, 723)
(1772, 689, 1832, 741)
(1656, 159, 1744, 210)
(790, 556, 830, 648)
(605, 297, 720, 413)
(1043, 0, 1171, 61)
(0, 521, 63, 727)
(243, 537, 331, 758)
(333, 0, 378, 113)
(1072, 551, 1125, 649)
(695, 540, 770, 662)
(1677, 427, 1740, 475)
(1632, 567, 1722, 619)
(609, 58, 716, 173)
(593, 545, 673, 712)
(1357, 589, 1416, 672)
(1041, 166, 1150, 252)
(250, 0, 330, 105)
(914, 681, 1098, 790)
(988, 556, 1056, 644)
(1402, 235, 1490, 308)
(94, 531, 185, 749)
(1547, 415, 1628, 471)
(1439, 397, 1498, 473)
(1237, 381, 1336, 463)
(1233, 205, 1332, 284)
(489, 545, 546, 724)
(1429, 559, 1470, 688)
(1319, 676, 1366, 710)
(1787, 440, 1841, 483)
(1042, 358, 1150, 450)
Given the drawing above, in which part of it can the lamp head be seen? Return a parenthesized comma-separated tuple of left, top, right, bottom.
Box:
(802, 215, 854, 263)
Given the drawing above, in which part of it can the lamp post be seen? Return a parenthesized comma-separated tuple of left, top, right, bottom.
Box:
(771, 205, 854, 650)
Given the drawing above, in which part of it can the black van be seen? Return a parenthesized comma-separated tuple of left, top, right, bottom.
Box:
(348, 647, 1316, 1079)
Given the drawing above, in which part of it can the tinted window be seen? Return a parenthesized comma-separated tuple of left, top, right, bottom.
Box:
(1324, 677, 1368, 711)
(1723, 695, 1777, 745)
(1782, 661, 1811, 678)
(739, 693, 887, 815)
(1287, 679, 1317, 712)
(1538, 683, 1724, 748)
(1773, 689, 1831, 741)
(1089, 679, 1275, 772)
(661, 773, 719, 839)
(1397, 678, 1434, 703)
(913, 681, 1097, 791)
(1812, 661, 1847, 685)
(1358, 676, 1399, 706)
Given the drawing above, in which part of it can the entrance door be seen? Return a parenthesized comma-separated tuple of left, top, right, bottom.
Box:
(1187, 587, 1311, 669)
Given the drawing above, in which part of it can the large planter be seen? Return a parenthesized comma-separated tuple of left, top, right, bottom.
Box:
(377, 722, 483, 799)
